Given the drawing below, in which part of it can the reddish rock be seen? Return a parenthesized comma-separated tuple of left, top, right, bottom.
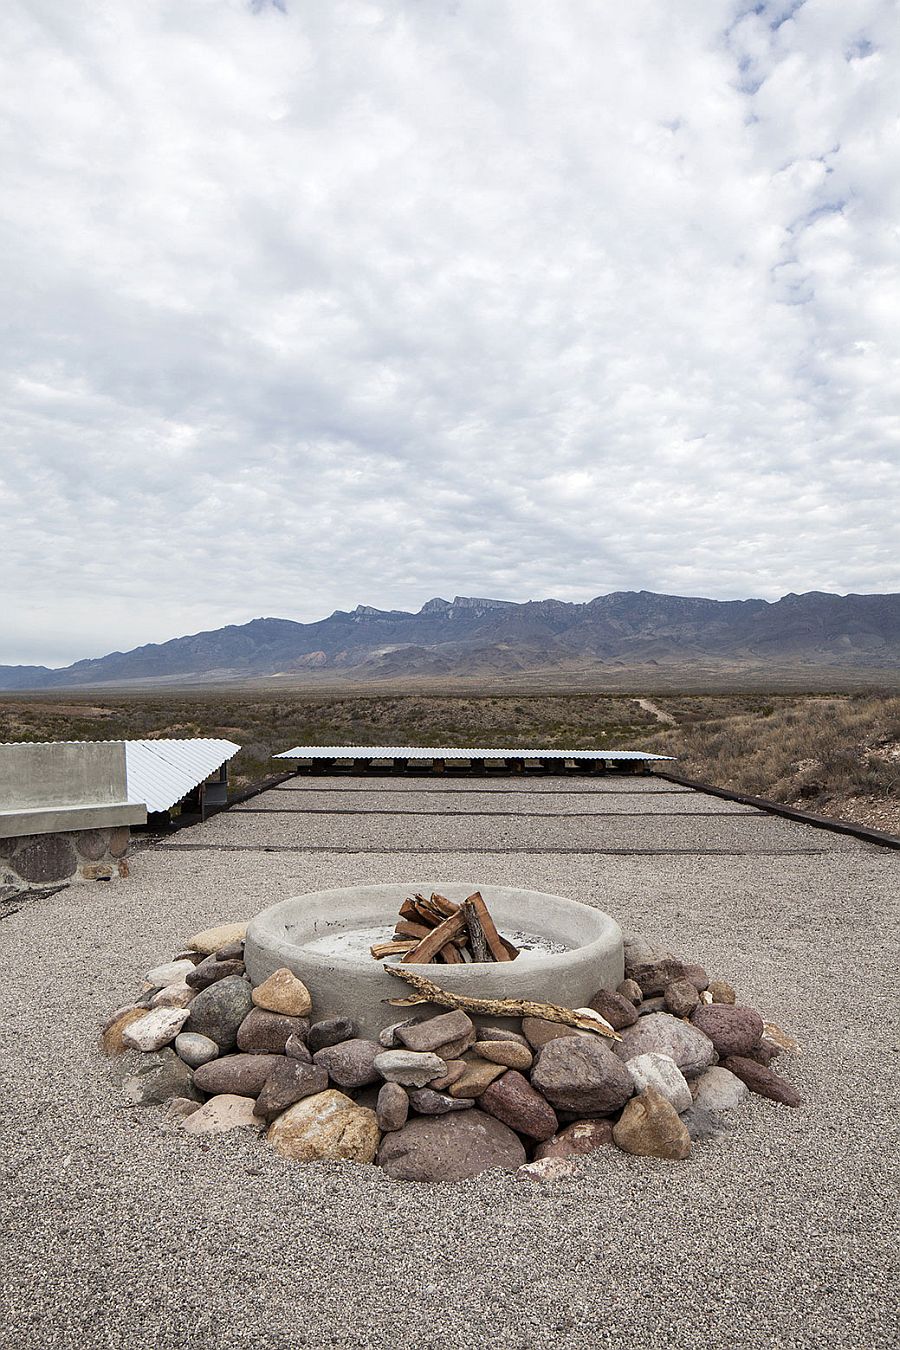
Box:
(691, 1005, 764, 1058)
(723, 1056, 803, 1107)
(237, 1008, 309, 1054)
(253, 1060, 329, 1121)
(193, 1053, 275, 1098)
(522, 1017, 578, 1050)
(531, 1036, 633, 1116)
(377, 1109, 526, 1181)
(664, 979, 700, 1018)
(534, 1119, 616, 1160)
(626, 956, 695, 997)
(479, 1070, 558, 1141)
(587, 989, 638, 1030)
(616, 979, 643, 1005)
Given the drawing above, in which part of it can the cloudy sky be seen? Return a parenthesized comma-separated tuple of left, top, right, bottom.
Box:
(2, 0, 898, 666)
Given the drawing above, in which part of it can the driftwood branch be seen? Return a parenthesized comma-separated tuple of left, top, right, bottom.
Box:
(383, 965, 620, 1040)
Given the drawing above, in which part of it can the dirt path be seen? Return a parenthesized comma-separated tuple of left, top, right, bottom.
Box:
(635, 697, 677, 726)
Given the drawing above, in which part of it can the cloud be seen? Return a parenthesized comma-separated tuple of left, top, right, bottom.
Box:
(1, 0, 898, 664)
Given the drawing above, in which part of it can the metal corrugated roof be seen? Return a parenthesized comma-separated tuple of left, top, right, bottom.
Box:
(125, 739, 240, 812)
(274, 745, 672, 761)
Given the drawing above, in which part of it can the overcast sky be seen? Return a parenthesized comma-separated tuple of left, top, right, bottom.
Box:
(2, 0, 898, 666)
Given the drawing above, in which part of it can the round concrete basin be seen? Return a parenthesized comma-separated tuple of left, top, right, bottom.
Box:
(244, 882, 624, 1039)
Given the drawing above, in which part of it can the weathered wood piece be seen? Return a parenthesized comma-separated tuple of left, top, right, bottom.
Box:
(464, 898, 492, 963)
(400, 910, 467, 964)
(370, 940, 417, 959)
(438, 943, 463, 964)
(394, 920, 431, 941)
(383, 966, 621, 1040)
(466, 891, 514, 962)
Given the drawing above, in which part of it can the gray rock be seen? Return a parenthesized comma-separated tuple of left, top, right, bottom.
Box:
(378, 1017, 429, 1049)
(377, 1109, 526, 1181)
(285, 1033, 312, 1063)
(587, 988, 638, 1030)
(617, 1013, 717, 1077)
(174, 1031, 219, 1069)
(691, 1065, 751, 1114)
(122, 1049, 198, 1106)
(625, 1052, 692, 1113)
(475, 1027, 531, 1049)
(531, 1036, 633, 1116)
(636, 997, 667, 1018)
(313, 1038, 382, 1089)
(213, 940, 245, 961)
(664, 978, 701, 1018)
(407, 1088, 476, 1115)
(307, 1017, 358, 1054)
(185, 955, 245, 989)
(145, 959, 196, 988)
(253, 1060, 329, 1122)
(373, 1049, 447, 1087)
(236, 1008, 308, 1054)
(376, 1081, 409, 1131)
(397, 1009, 474, 1053)
(193, 1053, 276, 1098)
(185, 975, 253, 1053)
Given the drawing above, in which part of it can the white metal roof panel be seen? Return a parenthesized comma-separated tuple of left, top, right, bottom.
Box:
(125, 739, 240, 812)
(274, 745, 672, 761)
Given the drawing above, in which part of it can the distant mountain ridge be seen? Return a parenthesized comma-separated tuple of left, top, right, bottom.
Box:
(2, 590, 899, 689)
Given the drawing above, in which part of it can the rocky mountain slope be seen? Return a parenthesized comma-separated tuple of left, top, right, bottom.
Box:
(2, 590, 899, 689)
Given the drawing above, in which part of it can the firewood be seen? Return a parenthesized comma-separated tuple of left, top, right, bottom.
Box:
(399, 898, 422, 922)
(465, 891, 512, 962)
(383, 965, 621, 1040)
(394, 920, 431, 940)
(370, 940, 417, 959)
(400, 909, 467, 964)
(438, 942, 463, 964)
(463, 898, 492, 963)
(429, 892, 461, 917)
(499, 936, 520, 961)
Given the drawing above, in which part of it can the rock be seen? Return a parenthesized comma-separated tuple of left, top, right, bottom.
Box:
(626, 955, 698, 997)
(172, 950, 205, 965)
(372, 1050, 447, 1088)
(691, 1005, 764, 1058)
(534, 1119, 616, 1160)
(397, 1009, 474, 1053)
(428, 1060, 467, 1090)
(237, 1008, 309, 1055)
(267, 1090, 380, 1163)
(122, 1049, 198, 1105)
(145, 959, 196, 987)
(690, 1065, 750, 1113)
(475, 1027, 532, 1048)
(664, 979, 700, 1018)
(479, 1070, 558, 1140)
(378, 1017, 429, 1049)
(253, 1060, 329, 1122)
(174, 1031, 219, 1068)
(407, 1089, 475, 1115)
(185, 956, 245, 990)
(531, 1037, 633, 1116)
(214, 939, 245, 961)
(122, 1007, 190, 1052)
(723, 1055, 803, 1107)
(150, 981, 196, 1009)
(680, 1102, 730, 1142)
(472, 1040, 533, 1070)
(313, 1038, 381, 1089)
(616, 1013, 716, 1077)
(587, 989, 638, 1030)
(193, 1054, 276, 1098)
(166, 1096, 203, 1122)
(683, 963, 709, 991)
(429, 1029, 477, 1060)
(376, 1082, 409, 1131)
(636, 997, 667, 1017)
(613, 1086, 691, 1159)
(447, 1057, 506, 1098)
(708, 979, 736, 1004)
(625, 1052, 692, 1113)
(182, 1094, 265, 1135)
(763, 1022, 798, 1053)
(377, 1109, 526, 1181)
(185, 922, 248, 955)
(101, 1008, 148, 1057)
(616, 978, 643, 1005)
(522, 1017, 579, 1050)
(251, 968, 312, 1017)
(744, 1040, 780, 1066)
(186, 975, 254, 1053)
(623, 933, 669, 967)
(285, 1034, 312, 1063)
(516, 1158, 582, 1184)
(307, 1017, 358, 1054)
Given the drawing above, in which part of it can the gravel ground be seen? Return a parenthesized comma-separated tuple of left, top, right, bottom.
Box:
(1, 775, 897, 1350)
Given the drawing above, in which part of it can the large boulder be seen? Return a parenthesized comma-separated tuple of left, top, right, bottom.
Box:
(377, 1110, 526, 1182)
(613, 1087, 691, 1160)
(531, 1036, 633, 1116)
(616, 1013, 716, 1077)
(193, 1053, 276, 1098)
(267, 1090, 380, 1163)
(186, 975, 253, 1053)
(690, 1005, 764, 1058)
(479, 1070, 558, 1140)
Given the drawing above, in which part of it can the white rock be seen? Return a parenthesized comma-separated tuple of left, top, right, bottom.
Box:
(626, 1051, 692, 1113)
(373, 1050, 448, 1087)
(516, 1157, 582, 1183)
(181, 1094, 264, 1135)
(122, 1007, 190, 1052)
(174, 1031, 219, 1068)
(691, 1065, 750, 1113)
(145, 959, 196, 988)
(151, 981, 195, 1009)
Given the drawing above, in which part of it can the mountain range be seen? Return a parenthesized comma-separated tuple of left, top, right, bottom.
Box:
(2, 590, 899, 690)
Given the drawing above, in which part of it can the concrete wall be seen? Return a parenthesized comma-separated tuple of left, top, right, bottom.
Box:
(0, 742, 146, 839)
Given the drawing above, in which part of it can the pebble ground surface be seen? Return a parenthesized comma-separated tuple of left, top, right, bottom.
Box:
(1, 774, 897, 1350)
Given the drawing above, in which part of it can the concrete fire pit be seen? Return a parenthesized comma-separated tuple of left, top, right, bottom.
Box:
(243, 882, 624, 1038)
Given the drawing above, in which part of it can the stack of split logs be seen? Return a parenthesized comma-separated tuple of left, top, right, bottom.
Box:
(370, 892, 520, 965)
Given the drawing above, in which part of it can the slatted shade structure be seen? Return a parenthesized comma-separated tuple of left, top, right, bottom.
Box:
(274, 745, 673, 772)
